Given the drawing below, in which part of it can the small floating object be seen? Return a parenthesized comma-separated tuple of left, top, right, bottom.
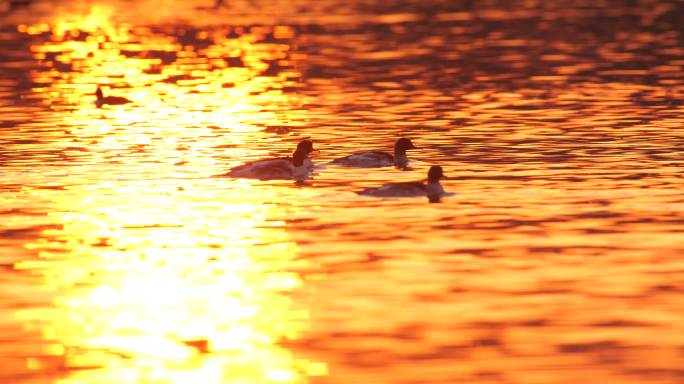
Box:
(95, 86, 132, 107)
(358, 165, 450, 203)
(223, 140, 316, 181)
(331, 138, 417, 169)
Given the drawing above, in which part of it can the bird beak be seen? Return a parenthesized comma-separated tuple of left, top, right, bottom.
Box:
(409, 143, 418, 149)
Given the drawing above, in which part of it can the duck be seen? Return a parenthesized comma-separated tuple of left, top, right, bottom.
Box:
(330, 138, 417, 169)
(224, 140, 315, 181)
(357, 165, 449, 203)
(95, 86, 132, 107)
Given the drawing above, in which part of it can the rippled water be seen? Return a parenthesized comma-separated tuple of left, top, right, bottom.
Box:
(2, 0, 684, 383)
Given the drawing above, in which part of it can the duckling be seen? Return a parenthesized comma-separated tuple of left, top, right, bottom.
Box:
(225, 140, 315, 180)
(331, 138, 417, 169)
(95, 86, 132, 107)
(357, 165, 449, 202)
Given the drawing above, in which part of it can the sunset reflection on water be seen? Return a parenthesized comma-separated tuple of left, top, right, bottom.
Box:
(6, 3, 324, 383)
(15, 180, 325, 383)
(2, 0, 684, 383)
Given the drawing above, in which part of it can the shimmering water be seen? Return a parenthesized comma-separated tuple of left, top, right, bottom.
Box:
(2, 0, 684, 383)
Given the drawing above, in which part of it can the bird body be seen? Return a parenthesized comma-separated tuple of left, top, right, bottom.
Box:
(95, 86, 132, 106)
(227, 158, 296, 180)
(357, 181, 429, 197)
(225, 140, 315, 180)
(358, 165, 449, 202)
(331, 138, 416, 169)
(331, 151, 394, 167)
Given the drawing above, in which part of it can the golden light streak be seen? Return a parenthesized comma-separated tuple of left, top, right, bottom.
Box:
(14, 4, 325, 383)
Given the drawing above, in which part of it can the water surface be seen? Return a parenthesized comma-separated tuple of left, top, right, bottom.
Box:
(2, 0, 684, 383)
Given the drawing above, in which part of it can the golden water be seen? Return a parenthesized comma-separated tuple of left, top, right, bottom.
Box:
(1, 0, 684, 383)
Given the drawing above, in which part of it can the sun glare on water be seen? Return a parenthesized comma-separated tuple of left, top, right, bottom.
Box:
(12, 4, 325, 383)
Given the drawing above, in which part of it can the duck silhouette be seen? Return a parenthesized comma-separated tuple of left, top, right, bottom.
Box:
(224, 140, 316, 181)
(331, 138, 417, 170)
(95, 86, 132, 107)
(357, 165, 449, 203)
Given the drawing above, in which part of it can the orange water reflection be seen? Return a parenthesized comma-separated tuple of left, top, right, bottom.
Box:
(16, 181, 326, 383)
(11, 5, 325, 384)
(3, 1, 684, 384)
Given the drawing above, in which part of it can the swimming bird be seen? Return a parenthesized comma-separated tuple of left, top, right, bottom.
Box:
(225, 140, 315, 181)
(95, 86, 132, 107)
(331, 138, 417, 169)
(357, 165, 449, 203)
